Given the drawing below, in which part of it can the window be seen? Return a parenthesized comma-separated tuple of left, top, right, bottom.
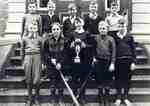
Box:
(105, 0, 120, 11)
(37, 0, 75, 11)
(37, 0, 48, 10)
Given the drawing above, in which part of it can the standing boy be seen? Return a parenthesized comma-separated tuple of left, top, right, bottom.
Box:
(94, 21, 116, 105)
(21, 2, 42, 37)
(84, 0, 102, 36)
(68, 17, 96, 105)
(63, 3, 78, 38)
(21, 21, 43, 106)
(114, 19, 136, 106)
(41, 0, 60, 37)
(105, 2, 123, 40)
(43, 22, 68, 105)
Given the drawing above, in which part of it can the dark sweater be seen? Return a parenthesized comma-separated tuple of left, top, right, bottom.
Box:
(115, 34, 136, 62)
(41, 14, 60, 34)
(68, 31, 97, 64)
(95, 35, 116, 63)
(43, 35, 68, 66)
(84, 14, 102, 35)
(63, 18, 76, 38)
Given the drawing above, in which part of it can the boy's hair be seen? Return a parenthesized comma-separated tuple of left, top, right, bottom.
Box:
(74, 17, 84, 26)
(51, 22, 62, 30)
(68, 3, 77, 10)
(28, 1, 37, 7)
(89, 0, 98, 6)
(111, 1, 118, 7)
(47, 0, 56, 7)
(98, 21, 108, 29)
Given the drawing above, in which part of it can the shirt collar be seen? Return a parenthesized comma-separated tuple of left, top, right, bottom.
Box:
(117, 30, 127, 39)
(89, 12, 98, 19)
(48, 11, 54, 18)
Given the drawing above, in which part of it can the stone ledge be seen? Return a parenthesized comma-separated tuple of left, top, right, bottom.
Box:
(0, 45, 13, 79)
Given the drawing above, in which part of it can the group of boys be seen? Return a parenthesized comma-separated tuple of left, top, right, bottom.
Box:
(21, 0, 135, 106)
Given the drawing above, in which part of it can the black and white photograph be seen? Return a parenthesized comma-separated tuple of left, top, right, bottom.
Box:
(0, 0, 150, 106)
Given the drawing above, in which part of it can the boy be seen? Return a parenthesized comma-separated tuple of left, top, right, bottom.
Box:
(114, 19, 136, 106)
(21, 21, 43, 106)
(68, 17, 96, 105)
(43, 22, 68, 105)
(63, 3, 78, 38)
(21, 2, 42, 37)
(94, 21, 116, 105)
(41, 0, 60, 37)
(84, 0, 102, 36)
(105, 2, 123, 40)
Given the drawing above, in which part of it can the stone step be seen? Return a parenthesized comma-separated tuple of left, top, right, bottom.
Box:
(5, 65, 150, 76)
(0, 88, 150, 103)
(132, 3, 150, 13)
(132, 14, 150, 23)
(8, 2, 25, 13)
(133, 65, 150, 75)
(8, 0, 26, 3)
(5, 22, 22, 33)
(10, 56, 23, 66)
(0, 102, 150, 106)
(132, 23, 150, 33)
(1, 76, 150, 89)
(136, 55, 148, 64)
(0, 88, 150, 96)
(13, 46, 146, 57)
(10, 55, 148, 64)
(8, 13, 24, 23)
(132, 0, 150, 3)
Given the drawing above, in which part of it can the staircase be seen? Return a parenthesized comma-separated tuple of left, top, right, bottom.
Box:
(0, 40, 149, 106)
(1, 0, 150, 105)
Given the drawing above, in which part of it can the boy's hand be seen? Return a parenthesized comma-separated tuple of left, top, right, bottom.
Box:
(130, 63, 136, 71)
(51, 58, 56, 66)
(70, 41, 75, 48)
(42, 64, 46, 70)
(109, 63, 115, 72)
(81, 42, 86, 48)
(92, 58, 97, 66)
(56, 63, 61, 70)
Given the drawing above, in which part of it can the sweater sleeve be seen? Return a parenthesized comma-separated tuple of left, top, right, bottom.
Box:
(110, 37, 116, 64)
(43, 40, 50, 65)
(130, 36, 136, 63)
(21, 17, 27, 37)
(20, 38, 26, 60)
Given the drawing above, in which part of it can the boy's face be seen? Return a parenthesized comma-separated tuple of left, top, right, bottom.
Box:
(47, 3, 56, 12)
(52, 24, 61, 38)
(118, 23, 125, 33)
(68, 7, 77, 16)
(89, 4, 98, 13)
(98, 25, 108, 35)
(111, 5, 118, 13)
(28, 3, 37, 14)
